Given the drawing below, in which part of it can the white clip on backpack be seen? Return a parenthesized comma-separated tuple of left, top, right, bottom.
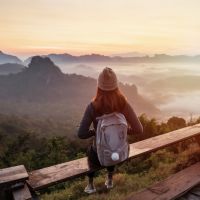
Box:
(96, 112, 129, 166)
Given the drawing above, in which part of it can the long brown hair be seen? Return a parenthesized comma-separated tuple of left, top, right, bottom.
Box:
(92, 87, 127, 115)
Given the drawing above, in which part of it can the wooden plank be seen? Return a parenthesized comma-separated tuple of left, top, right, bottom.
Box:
(129, 124, 200, 158)
(125, 162, 200, 200)
(27, 123, 200, 191)
(12, 183, 32, 200)
(0, 165, 28, 188)
(28, 157, 90, 190)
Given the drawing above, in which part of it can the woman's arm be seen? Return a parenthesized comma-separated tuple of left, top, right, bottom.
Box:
(77, 103, 95, 139)
(123, 102, 143, 134)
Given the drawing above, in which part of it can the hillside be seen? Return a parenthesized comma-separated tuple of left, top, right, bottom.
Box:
(0, 56, 160, 121)
(0, 63, 25, 75)
(0, 51, 22, 64)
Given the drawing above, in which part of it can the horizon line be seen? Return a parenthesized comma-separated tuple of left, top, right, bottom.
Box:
(1, 50, 200, 60)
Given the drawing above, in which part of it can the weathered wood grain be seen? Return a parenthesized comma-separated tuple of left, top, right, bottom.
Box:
(12, 183, 32, 200)
(28, 157, 90, 190)
(27, 124, 200, 191)
(129, 124, 200, 158)
(125, 162, 200, 200)
(0, 165, 28, 188)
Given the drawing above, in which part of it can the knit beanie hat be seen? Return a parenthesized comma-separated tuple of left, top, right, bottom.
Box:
(97, 67, 118, 91)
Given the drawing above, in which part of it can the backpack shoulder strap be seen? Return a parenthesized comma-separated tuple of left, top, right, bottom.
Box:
(96, 112, 115, 121)
(96, 112, 127, 127)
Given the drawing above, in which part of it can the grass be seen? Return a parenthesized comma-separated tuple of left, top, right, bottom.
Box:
(40, 142, 200, 200)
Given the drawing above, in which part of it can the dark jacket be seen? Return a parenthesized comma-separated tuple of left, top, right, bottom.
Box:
(78, 101, 143, 148)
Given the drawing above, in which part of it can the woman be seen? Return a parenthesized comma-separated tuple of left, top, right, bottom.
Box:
(78, 67, 143, 194)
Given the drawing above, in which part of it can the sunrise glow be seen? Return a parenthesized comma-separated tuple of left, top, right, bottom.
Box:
(1, 0, 200, 57)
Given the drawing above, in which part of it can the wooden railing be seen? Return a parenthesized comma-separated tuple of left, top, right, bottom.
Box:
(1, 123, 200, 200)
(125, 162, 200, 200)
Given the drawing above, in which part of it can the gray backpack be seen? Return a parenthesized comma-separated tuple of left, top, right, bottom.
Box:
(96, 112, 129, 166)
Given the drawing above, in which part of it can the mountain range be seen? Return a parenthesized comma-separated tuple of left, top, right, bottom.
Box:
(1, 51, 200, 67)
(25, 53, 200, 65)
(0, 56, 160, 120)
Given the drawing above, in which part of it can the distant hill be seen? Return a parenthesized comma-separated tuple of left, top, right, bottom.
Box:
(0, 56, 160, 120)
(0, 63, 25, 75)
(0, 51, 22, 64)
(24, 53, 112, 65)
(24, 53, 200, 65)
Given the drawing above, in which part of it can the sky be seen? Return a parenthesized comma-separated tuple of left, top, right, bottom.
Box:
(1, 0, 200, 58)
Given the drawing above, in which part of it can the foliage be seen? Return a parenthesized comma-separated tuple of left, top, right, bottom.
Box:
(0, 114, 91, 170)
(167, 116, 186, 130)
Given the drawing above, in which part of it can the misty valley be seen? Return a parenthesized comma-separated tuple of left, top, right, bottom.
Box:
(58, 62, 200, 120)
(1, 50, 200, 121)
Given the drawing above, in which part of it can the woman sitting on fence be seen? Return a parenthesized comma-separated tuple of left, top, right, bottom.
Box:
(78, 67, 143, 194)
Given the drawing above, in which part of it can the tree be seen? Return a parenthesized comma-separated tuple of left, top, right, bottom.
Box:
(167, 116, 186, 130)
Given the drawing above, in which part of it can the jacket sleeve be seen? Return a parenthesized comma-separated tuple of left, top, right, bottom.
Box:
(77, 103, 95, 139)
(123, 102, 143, 135)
